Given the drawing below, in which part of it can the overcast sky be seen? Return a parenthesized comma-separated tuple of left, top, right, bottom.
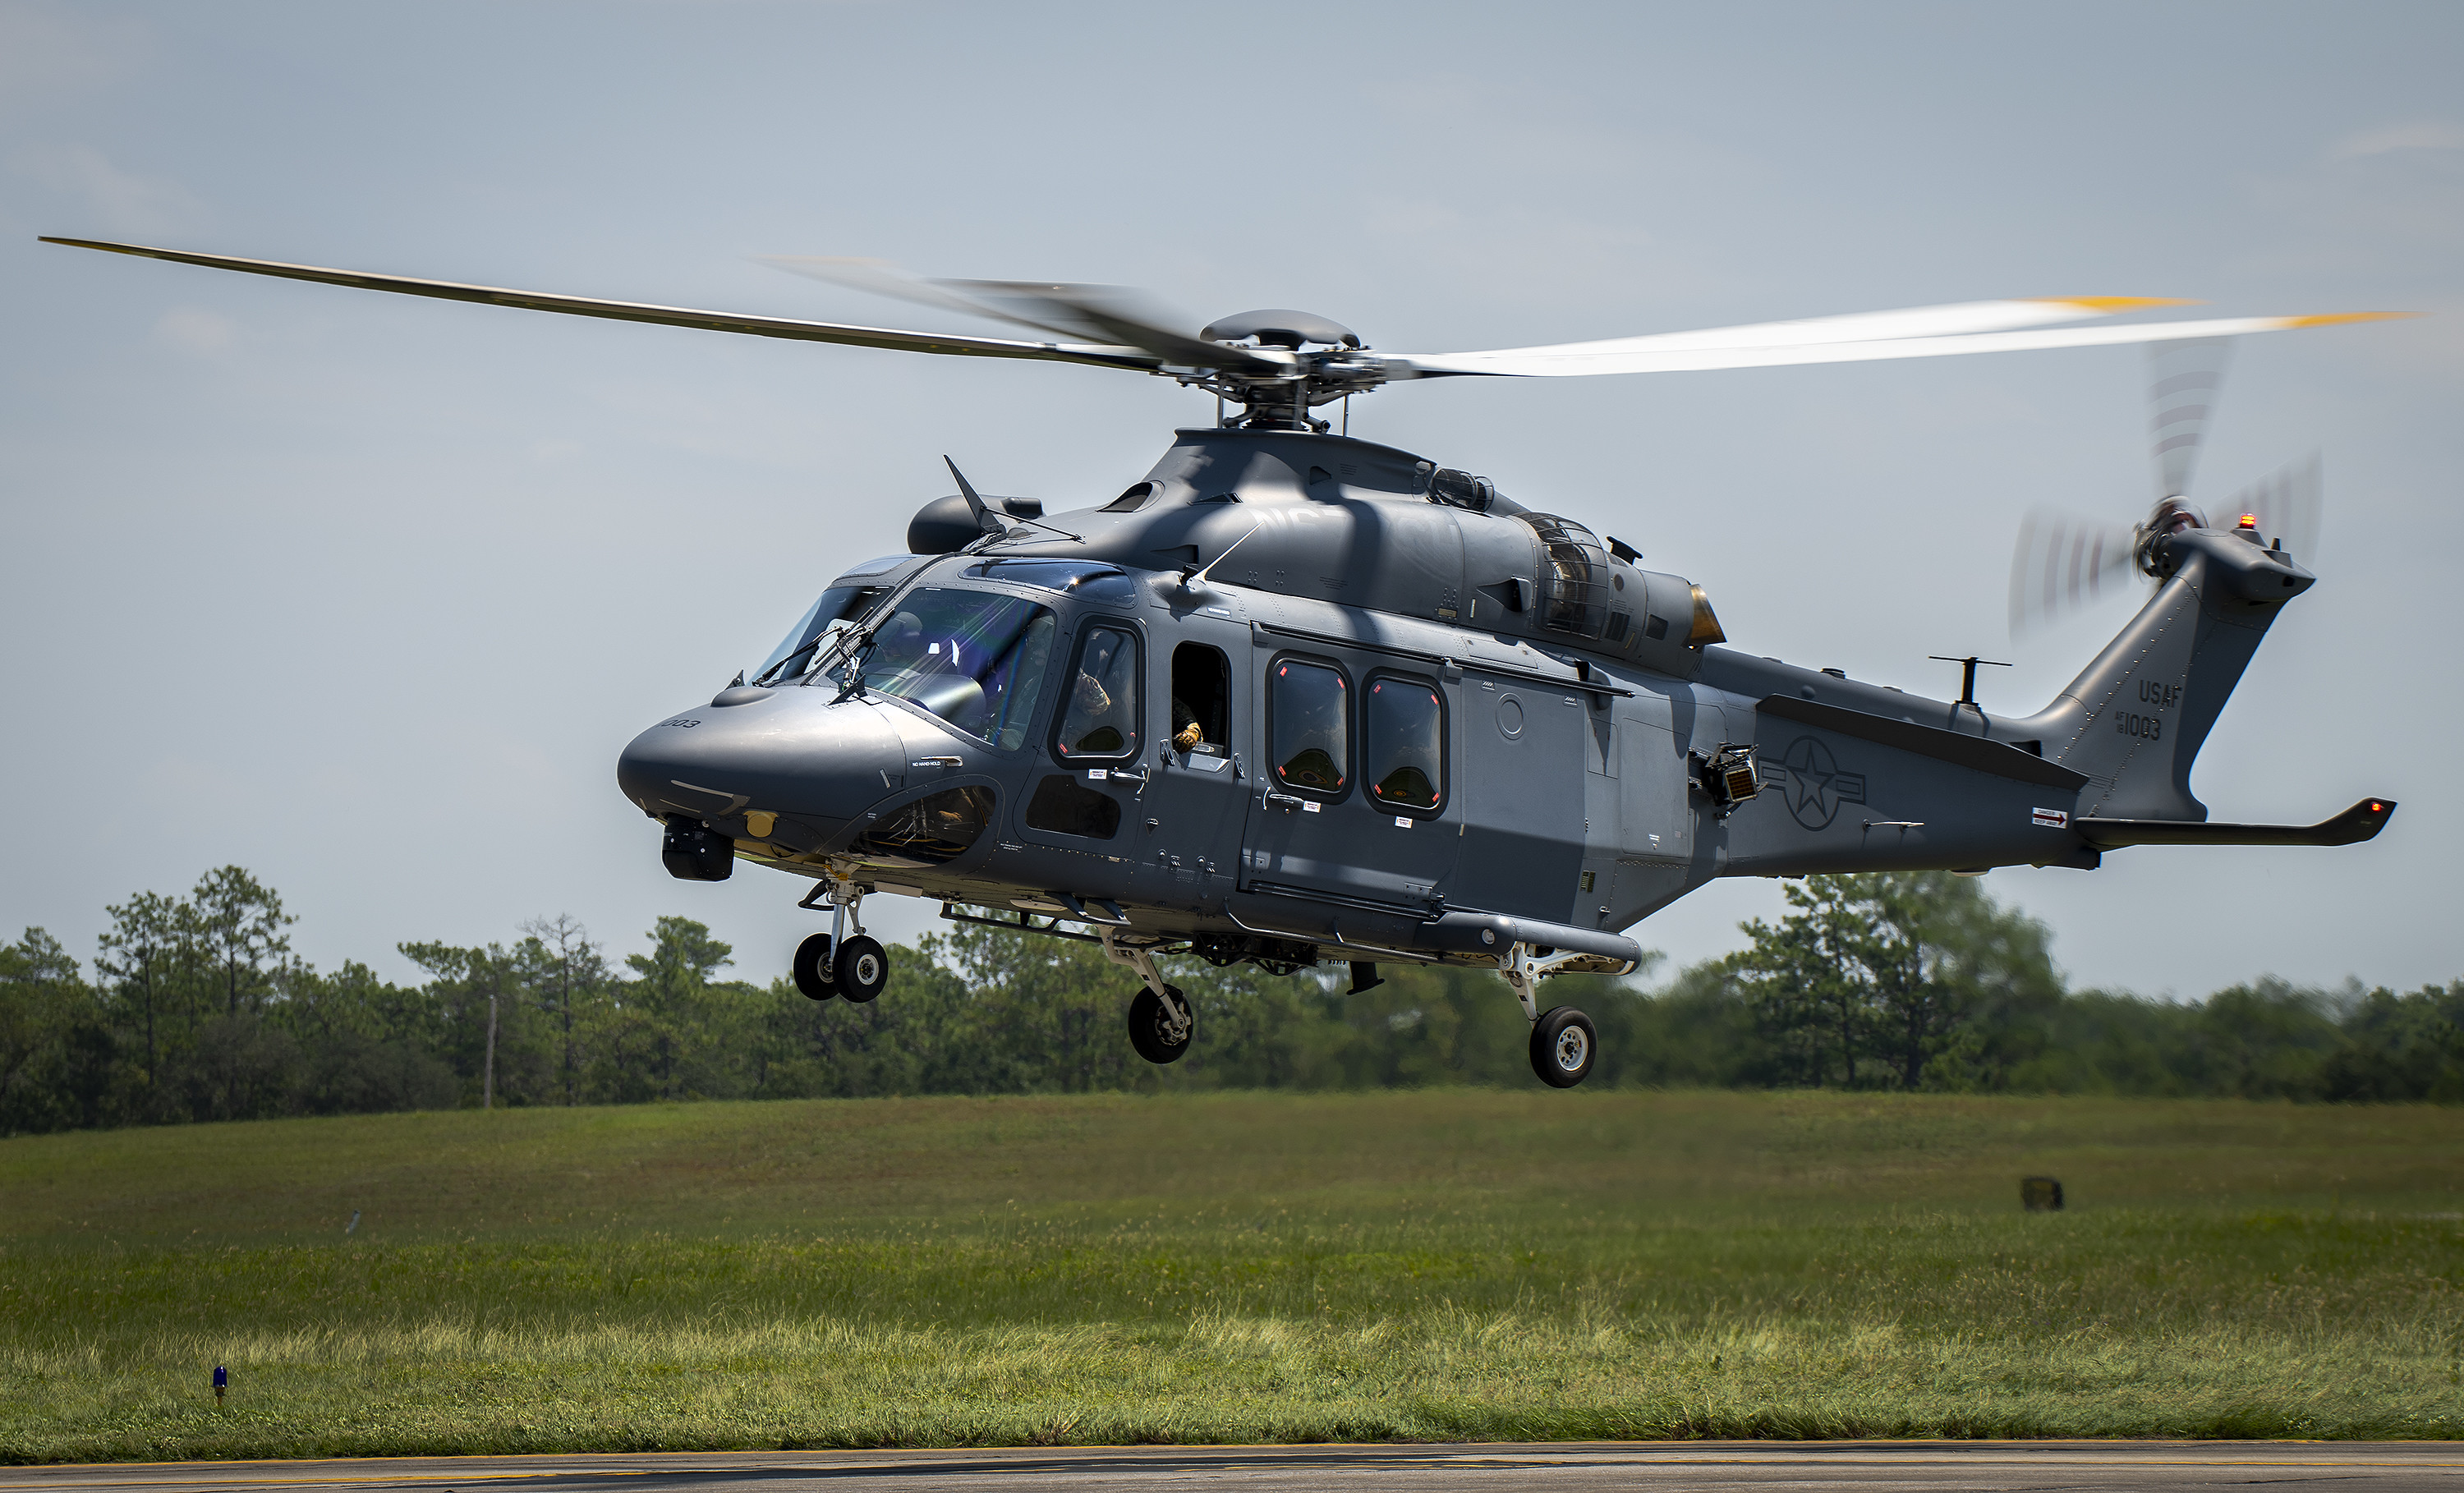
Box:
(3, 1, 2458, 1002)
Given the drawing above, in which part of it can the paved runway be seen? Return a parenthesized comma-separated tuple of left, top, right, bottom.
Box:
(5, 1444, 2458, 1493)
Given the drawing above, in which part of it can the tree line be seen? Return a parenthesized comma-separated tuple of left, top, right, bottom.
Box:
(2, 865, 2457, 1134)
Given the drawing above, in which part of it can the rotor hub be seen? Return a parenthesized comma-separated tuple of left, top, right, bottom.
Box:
(1187, 310, 1380, 430)
(1199, 309, 1359, 351)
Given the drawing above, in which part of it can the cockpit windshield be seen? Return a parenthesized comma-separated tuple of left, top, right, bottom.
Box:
(857, 587, 1058, 750)
(752, 556, 911, 685)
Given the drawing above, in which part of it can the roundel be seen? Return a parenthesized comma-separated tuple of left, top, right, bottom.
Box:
(1781, 736, 1853, 829)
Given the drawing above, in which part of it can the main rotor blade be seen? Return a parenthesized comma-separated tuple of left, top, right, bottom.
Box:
(40, 238, 1162, 371)
(761, 256, 1291, 377)
(943, 278, 1294, 376)
(759, 256, 1087, 338)
(1387, 310, 2409, 379)
(1444, 296, 2198, 364)
(2149, 337, 2235, 500)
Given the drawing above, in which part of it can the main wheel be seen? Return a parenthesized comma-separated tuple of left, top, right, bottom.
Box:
(833, 935, 887, 1003)
(1529, 1005, 1597, 1088)
(793, 934, 836, 1000)
(1128, 985, 1192, 1065)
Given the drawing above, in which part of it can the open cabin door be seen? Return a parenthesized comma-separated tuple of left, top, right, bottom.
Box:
(1138, 622, 1255, 912)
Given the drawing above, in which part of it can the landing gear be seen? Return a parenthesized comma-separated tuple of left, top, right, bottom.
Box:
(797, 875, 887, 1004)
(1529, 1005, 1597, 1088)
(1497, 939, 1602, 1088)
(793, 933, 835, 999)
(1128, 985, 1193, 1064)
(1101, 926, 1192, 1064)
(834, 935, 887, 1002)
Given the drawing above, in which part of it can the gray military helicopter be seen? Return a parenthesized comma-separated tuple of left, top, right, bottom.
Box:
(43, 236, 2403, 1086)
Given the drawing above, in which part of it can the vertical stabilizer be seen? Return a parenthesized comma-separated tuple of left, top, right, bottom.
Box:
(2007, 527, 2313, 820)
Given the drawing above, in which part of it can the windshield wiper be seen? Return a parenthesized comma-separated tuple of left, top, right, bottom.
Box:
(752, 638, 821, 687)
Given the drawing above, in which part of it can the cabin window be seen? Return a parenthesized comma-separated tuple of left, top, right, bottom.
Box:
(1054, 624, 1142, 761)
(858, 590, 1055, 750)
(1268, 658, 1349, 797)
(1364, 674, 1446, 815)
(1170, 643, 1230, 756)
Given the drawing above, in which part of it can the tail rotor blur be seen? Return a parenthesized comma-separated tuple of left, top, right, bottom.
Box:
(2010, 336, 2324, 636)
(2008, 508, 2140, 635)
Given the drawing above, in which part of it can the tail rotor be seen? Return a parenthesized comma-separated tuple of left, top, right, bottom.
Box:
(2009, 336, 2323, 636)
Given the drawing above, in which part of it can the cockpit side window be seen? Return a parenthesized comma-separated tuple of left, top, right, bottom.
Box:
(1054, 624, 1142, 762)
(860, 588, 1057, 750)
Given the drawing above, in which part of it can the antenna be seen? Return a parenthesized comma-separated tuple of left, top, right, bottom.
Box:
(941, 454, 994, 530)
(1928, 654, 2011, 706)
(1179, 524, 1262, 595)
(940, 455, 1080, 541)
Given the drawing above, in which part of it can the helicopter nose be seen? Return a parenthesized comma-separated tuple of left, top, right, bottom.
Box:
(615, 687, 905, 853)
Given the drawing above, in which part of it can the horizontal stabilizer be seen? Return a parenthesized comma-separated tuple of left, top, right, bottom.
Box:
(2074, 797, 2395, 850)
(1757, 695, 2091, 790)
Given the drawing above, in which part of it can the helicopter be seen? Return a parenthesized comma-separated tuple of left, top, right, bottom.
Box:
(40, 235, 2404, 1086)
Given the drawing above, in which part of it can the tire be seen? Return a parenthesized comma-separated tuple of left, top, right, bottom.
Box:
(793, 934, 836, 1000)
(833, 935, 888, 1003)
(1128, 985, 1192, 1065)
(1529, 1005, 1597, 1088)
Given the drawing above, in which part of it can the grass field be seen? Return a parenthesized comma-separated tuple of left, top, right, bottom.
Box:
(2, 1090, 2461, 1459)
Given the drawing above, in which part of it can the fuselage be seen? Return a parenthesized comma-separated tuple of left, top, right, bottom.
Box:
(614, 426, 2305, 970)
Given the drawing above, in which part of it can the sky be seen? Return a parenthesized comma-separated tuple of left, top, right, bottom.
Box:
(2, 1, 2458, 1002)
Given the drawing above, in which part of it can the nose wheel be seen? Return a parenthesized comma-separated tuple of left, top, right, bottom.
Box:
(834, 935, 888, 1002)
(793, 875, 888, 1004)
(793, 933, 836, 999)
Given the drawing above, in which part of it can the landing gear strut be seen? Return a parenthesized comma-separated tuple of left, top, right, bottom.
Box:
(1497, 939, 1597, 1088)
(796, 875, 889, 1004)
(1102, 926, 1192, 1064)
